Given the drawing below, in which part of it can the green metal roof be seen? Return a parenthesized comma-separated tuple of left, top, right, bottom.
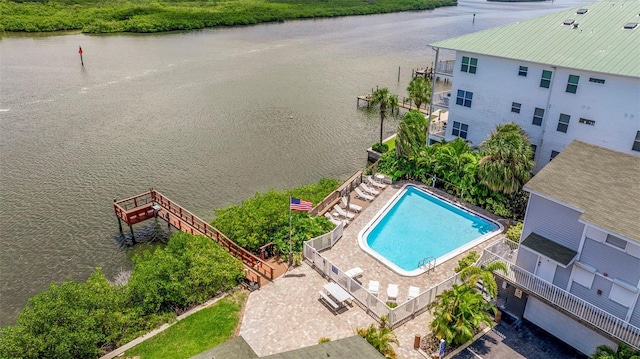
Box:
(521, 232, 577, 266)
(524, 141, 640, 244)
(430, 0, 640, 78)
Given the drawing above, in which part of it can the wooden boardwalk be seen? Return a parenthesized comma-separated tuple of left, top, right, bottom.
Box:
(357, 95, 430, 116)
(113, 189, 286, 286)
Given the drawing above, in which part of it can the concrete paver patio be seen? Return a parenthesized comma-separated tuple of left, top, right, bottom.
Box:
(240, 182, 504, 358)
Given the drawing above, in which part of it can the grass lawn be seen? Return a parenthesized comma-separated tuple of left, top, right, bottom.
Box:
(383, 136, 396, 151)
(124, 290, 247, 359)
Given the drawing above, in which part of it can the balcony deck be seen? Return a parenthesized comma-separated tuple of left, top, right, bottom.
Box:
(480, 239, 640, 349)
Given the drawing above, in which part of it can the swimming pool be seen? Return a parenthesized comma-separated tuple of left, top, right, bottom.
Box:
(358, 184, 501, 276)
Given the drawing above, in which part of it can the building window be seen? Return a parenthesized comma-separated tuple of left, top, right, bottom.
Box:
(566, 75, 580, 93)
(518, 66, 528, 76)
(532, 108, 544, 126)
(589, 77, 605, 84)
(550, 150, 560, 160)
(511, 102, 521, 113)
(456, 90, 473, 108)
(633, 131, 640, 152)
(461, 56, 477, 74)
(451, 121, 468, 139)
(572, 262, 596, 289)
(540, 70, 553, 88)
(578, 118, 595, 126)
(605, 234, 627, 250)
(531, 144, 537, 160)
(610, 279, 638, 307)
(557, 113, 570, 133)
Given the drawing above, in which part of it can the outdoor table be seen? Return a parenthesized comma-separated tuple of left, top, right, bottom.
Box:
(323, 282, 353, 306)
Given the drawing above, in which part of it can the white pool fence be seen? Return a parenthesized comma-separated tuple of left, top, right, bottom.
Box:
(303, 227, 462, 328)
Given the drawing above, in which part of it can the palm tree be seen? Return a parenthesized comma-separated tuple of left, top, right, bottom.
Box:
(478, 122, 534, 194)
(406, 76, 432, 111)
(369, 87, 399, 145)
(396, 110, 427, 160)
(459, 262, 508, 300)
(430, 138, 478, 196)
(593, 343, 640, 359)
(355, 320, 399, 359)
(429, 284, 496, 346)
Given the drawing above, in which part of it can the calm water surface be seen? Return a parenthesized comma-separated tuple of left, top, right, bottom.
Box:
(0, 0, 590, 324)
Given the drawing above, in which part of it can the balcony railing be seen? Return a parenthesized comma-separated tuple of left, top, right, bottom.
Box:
(429, 110, 447, 138)
(429, 120, 447, 139)
(432, 90, 451, 109)
(435, 60, 455, 75)
(480, 240, 640, 349)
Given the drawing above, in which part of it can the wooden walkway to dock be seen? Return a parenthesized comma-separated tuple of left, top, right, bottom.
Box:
(357, 95, 431, 116)
(113, 189, 286, 286)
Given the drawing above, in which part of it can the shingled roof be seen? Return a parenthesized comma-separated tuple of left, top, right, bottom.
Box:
(524, 141, 640, 243)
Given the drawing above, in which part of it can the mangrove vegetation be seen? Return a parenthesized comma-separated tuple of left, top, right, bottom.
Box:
(0, 0, 457, 33)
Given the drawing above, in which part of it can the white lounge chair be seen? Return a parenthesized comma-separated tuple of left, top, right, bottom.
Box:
(360, 183, 380, 196)
(341, 197, 362, 212)
(368, 280, 380, 296)
(324, 212, 346, 226)
(345, 267, 364, 278)
(354, 187, 374, 202)
(407, 286, 420, 301)
(333, 205, 355, 219)
(366, 176, 387, 189)
(387, 284, 399, 303)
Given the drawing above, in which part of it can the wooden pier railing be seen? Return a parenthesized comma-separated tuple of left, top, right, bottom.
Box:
(310, 170, 363, 216)
(114, 190, 275, 283)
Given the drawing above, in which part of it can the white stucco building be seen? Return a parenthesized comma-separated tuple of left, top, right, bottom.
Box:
(429, 0, 640, 172)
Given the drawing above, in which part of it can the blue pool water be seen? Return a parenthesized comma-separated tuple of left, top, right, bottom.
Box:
(360, 185, 499, 274)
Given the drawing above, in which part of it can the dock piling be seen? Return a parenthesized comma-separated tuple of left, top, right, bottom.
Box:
(129, 225, 135, 244)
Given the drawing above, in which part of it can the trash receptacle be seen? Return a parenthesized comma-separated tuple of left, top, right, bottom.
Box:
(413, 334, 421, 349)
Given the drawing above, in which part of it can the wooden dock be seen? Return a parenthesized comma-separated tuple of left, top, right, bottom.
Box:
(113, 189, 286, 287)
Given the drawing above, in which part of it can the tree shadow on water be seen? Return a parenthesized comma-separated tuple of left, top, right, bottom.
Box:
(112, 221, 171, 248)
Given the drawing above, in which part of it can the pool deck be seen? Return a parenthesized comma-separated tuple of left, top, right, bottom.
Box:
(240, 182, 506, 358)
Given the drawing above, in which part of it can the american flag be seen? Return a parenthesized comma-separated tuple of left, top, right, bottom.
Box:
(290, 197, 312, 212)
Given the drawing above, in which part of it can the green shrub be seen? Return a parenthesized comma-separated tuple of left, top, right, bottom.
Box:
(318, 337, 332, 344)
(0, 269, 146, 359)
(506, 222, 523, 243)
(127, 232, 244, 315)
(372, 142, 389, 153)
(210, 178, 338, 253)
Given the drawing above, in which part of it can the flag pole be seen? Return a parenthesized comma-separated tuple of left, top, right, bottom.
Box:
(288, 196, 293, 267)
